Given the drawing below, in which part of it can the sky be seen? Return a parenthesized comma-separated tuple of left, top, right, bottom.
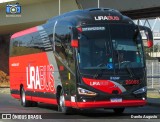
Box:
(134, 18, 160, 32)
(134, 18, 160, 45)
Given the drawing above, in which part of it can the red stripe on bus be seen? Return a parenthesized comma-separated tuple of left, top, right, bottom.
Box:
(31, 97, 57, 105)
(77, 100, 146, 108)
(11, 94, 20, 99)
(65, 100, 71, 107)
(11, 27, 38, 39)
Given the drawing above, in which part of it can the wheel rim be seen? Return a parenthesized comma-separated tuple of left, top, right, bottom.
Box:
(22, 89, 25, 104)
(59, 95, 65, 108)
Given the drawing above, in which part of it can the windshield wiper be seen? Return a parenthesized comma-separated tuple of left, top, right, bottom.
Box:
(113, 41, 121, 69)
(93, 63, 106, 79)
(124, 62, 138, 78)
(117, 61, 135, 78)
(116, 50, 121, 69)
(126, 64, 134, 78)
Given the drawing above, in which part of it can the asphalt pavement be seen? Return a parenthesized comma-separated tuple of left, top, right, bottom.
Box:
(0, 92, 160, 122)
(147, 89, 160, 107)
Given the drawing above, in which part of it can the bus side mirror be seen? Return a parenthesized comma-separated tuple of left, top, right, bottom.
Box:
(138, 25, 153, 48)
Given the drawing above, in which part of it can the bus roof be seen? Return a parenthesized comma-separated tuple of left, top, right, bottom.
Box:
(11, 8, 133, 39)
(46, 8, 132, 26)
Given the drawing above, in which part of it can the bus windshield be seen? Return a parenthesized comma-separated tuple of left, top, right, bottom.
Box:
(78, 24, 144, 70)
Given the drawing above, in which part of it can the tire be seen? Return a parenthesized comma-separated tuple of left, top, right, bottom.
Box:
(58, 90, 73, 114)
(31, 101, 38, 107)
(113, 108, 125, 114)
(20, 87, 31, 107)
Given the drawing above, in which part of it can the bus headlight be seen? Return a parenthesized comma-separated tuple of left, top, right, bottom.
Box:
(78, 87, 97, 96)
(133, 87, 147, 94)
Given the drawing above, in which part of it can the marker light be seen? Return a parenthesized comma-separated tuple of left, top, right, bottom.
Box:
(78, 87, 97, 96)
(71, 40, 78, 48)
(77, 27, 82, 33)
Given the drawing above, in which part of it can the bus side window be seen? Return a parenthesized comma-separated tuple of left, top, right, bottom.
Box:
(55, 26, 67, 62)
(54, 24, 75, 72)
(55, 26, 70, 60)
(10, 33, 44, 57)
(66, 44, 75, 72)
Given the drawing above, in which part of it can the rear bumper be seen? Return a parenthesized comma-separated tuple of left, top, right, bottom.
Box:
(77, 100, 146, 109)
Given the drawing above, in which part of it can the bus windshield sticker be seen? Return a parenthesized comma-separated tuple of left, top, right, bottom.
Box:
(110, 76, 120, 80)
(82, 27, 105, 32)
(106, 63, 113, 69)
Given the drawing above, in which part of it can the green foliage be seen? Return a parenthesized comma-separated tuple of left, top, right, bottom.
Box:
(144, 46, 158, 60)
(10, 46, 43, 57)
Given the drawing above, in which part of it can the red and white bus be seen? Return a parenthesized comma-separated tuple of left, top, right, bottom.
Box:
(10, 8, 153, 114)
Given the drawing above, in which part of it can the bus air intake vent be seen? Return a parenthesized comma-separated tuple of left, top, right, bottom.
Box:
(87, 8, 101, 11)
(104, 8, 120, 13)
(87, 8, 120, 13)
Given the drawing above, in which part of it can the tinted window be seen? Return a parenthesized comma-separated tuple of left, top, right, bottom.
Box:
(110, 24, 144, 69)
(54, 24, 75, 72)
(10, 32, 42, 57)
(10, 30, 52, 57)
(78, 26, 111, 69)
(78, 24, 144, 71)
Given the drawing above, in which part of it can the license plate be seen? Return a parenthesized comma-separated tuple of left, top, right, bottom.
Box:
(110, 98, 122, 102)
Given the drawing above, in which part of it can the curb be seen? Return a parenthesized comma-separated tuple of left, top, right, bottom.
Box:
(0, 88, 10, 94)
(0, 87, 10, 88)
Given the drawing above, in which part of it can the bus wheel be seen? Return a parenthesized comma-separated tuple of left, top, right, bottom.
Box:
(31, 101, 38, 107)
(58, 90, 73, 114)
(20, 87, 31, 107)
(113, 108, 125, 114)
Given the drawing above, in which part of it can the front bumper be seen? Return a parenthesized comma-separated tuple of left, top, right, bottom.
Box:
(76, 99, 146, 109)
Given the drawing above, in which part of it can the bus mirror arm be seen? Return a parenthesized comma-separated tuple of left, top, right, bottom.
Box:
(138, 25, 153, 48)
